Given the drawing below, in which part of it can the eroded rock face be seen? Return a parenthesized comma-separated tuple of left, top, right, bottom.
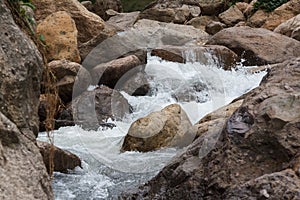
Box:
(206, 26, 300, 65)
(121, 104, 193, 152)
(37, 141, 82, 173)
(151, 45, 238, 70)
(121, 58, 300, 199)
(36, 11, 81, 63)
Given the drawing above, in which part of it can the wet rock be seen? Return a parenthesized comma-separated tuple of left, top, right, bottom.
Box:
(36, 11, 81, 63)
(274, 14, 300, 41)
(121, 58, 300, 199)
(70, 85, 131, 130)
(48, 60, 91, 103)
(151, 45, 238, 70)
(32, 0, 115, 44)
(206, 26, 300, 66)
(218, 5, 245, 27)
(37, 141, 82, 173)
(121, 104, 193, 152)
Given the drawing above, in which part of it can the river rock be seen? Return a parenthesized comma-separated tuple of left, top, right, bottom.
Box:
(87, 0, 122, 21)
(274, 14, 300, 41)
(186, 16, 219, 31)
(218, 5, 245, 27)
(198, 0, 226, 15)
(139, 1, 201, 24)
(121, 104, 193, 152)
(205, 21, 227, 35)
(206, 26, 300, 65)
(151, 45, 238, 70)
(32, 0, 115, 44)
(71, 85, 131, 130)
(246, 9, 269, 28)
(121, 57, 300, 200)
(48, 60, 91, 103)
(36, 11, 81, 63)
(37, 141, 82, 173)
(106, 11, 140, 31)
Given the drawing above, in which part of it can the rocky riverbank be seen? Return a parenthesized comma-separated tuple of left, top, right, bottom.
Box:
(1, 0, 300, 199)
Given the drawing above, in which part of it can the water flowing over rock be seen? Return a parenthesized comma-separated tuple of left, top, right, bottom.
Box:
(206, 26, 300, 66)
(121, 57, 300, 199)
(0, 2, 53, 198)
(274, 14, 300, 41)
(36, 11, 81, 63)
(37, 141, 82, 173)
(121, 104, 193, 152)
(32, 0, 115, 44)
(151, 45, 238, 70)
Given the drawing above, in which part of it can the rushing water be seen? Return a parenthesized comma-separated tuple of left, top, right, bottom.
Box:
(38, 55, 266, 200)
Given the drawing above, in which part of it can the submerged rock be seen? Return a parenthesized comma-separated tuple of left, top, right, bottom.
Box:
(121, 58, 300, 199)
(121, 104, 194, 152)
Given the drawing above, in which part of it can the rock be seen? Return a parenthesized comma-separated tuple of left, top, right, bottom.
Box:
(81, 1, 93, 11)
(247, 9, 269, 28)
(206, 26, 300, 66)
(91, 55, 143, 88)
(139, 1, 201, 24)
(0, 112, 53, 199)
(235, 2, 249, 14)
(0, 1, 43, 136)
(48, 60, 91, 103)
(151, 45, 238, 70)
(121, 104, 193, 152)
(82, 19, 210, 70)
(274, 14, 300, 41)
(71, 85, 131, 130)
(87, 0, 122, 21)
(32, 0, 115, 44)
(205, 21, 226, 35)
(106, 11, 140, 31)
(36, 11, 81, 63)
(218, 5, 246, 27)
(37, 141, 81, 173)
(121, 57, 300, 200)
(186, 15, 219, 31)
(261, 0, 300, 31)
(20, 4, 37, 32)
(198, 0, 226, 15)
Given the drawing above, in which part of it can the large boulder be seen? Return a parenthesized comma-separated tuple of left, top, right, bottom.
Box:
(36, 11, 81, 63)
(274, 14, 300, 41)
(32, 0, 115, 44)
(71, 85, 131, 130)
(37, 141, 82, 173)
(121, 104, 193, 152)
(0, 1, 53, 198)
(139, 0, 201, 24)
(206, 26, 300, 65)
(151, 45, 238, 70)
(121, 57, 300, 200)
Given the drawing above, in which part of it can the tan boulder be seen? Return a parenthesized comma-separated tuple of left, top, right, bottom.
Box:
(36, 11, 81, 63)
(37, 141, 82, 173)
(151, 45, 238, 70)
(274, 14, 300, 41)
(186, 16, 219, 31)
(206, 26, 300, 66)
(247, 9, 269, 28)
(218, 5, 246, 27)
(205, 21, 226, 35)
(106, 11, 140, 31)
(32, 0, 115, 44)
(198, 0, 225, 15)
(121, 104, 193, 152)
(88, 0, 122, 20)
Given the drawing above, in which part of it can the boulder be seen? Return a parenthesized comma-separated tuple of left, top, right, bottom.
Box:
(139, 1, 201, 24)
(87, 0, 122, 21)
(246, 9, 269, 28)
(121, 104, 193, 152)
(32, 0, 115, 44)
(121, 57, 300, 200)
(37, 141, 82, 173)
(151, 45, 238, 70)
(48, 60, 91, 103)
(186, 15, 219, 31)
(91, 55, 143, 88)
(205, 21, 226, 35)
(71, 85, 131, 130)
(106, 11, 140, 31)
(206, 26, 300, 66)
(274, 14, 300, 41)
(36, 11, 81, 63)
(198, 0, 226, 15)
(218, 5, 245, 27)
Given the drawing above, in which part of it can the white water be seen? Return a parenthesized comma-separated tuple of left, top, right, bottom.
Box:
(38, 55, 266, 200)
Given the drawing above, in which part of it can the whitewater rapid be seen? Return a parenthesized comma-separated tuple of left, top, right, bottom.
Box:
(38, 55, 267, 199)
